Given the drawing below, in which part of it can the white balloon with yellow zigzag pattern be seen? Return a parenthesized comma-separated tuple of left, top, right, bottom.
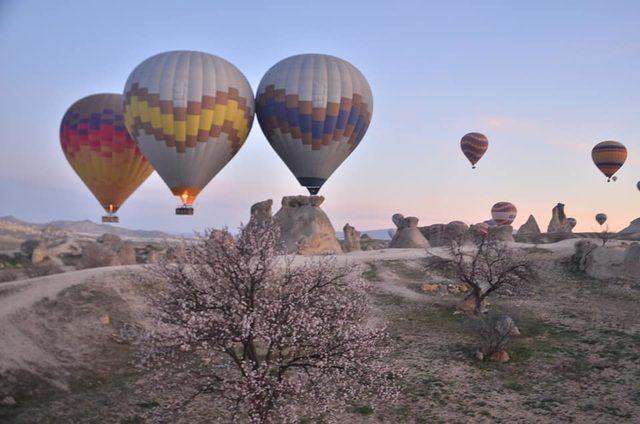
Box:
(123, 51, 254, 209)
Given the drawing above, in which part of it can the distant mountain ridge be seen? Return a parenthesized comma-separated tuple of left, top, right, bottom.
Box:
(0, 215, 177, 240)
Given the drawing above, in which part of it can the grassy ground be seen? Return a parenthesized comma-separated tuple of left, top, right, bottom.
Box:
(1, 253, 639, 423)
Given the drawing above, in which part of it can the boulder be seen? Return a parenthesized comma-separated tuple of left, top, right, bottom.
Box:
(249, 199, 273, 225)
(1, 396, 16, 407)
(80, 242, 119, 268)
(488, 225, 514, 242)
(274, 196, 341, 255)
(623, 243, 640, 282)
(342, 223, 361, 252)
(116, 241, 137, 265)
(20, 239, 49, 264)
(489, 350, 511, 363)
(392, 213, 405, 229)
(518, 215, 541, 235)
(584, 246, 627, 280)
(547, 203, 572, 233)
(572, 240, 598, 272)
(420, 221, 469, 247)
(389, 216, 429, 248)
(97, 233, 123, 249)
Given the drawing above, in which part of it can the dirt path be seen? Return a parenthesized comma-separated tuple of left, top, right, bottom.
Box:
(0, 265, 142, 319)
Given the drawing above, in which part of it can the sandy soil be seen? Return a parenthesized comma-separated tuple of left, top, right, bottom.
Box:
(0, 241, 638, 423)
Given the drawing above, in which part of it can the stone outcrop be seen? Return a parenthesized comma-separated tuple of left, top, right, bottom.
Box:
(420, 221, 469, 247)
(274, 196, 341, 255)
(572, 240, 638, 281)
(342, 223, 361, 252)
(249, 199, 273, 225)
(20, 239, 49, 264)
(488, 225, 514, 242)
(620, 218, 640, 235)
(623, 243, 640, 281)
(518, 215, 541, 235)
(80, 233, 138, 268)
(116, 241, 137, 265)
(547, 203, 572, 233)
(389, 215, 429, 248)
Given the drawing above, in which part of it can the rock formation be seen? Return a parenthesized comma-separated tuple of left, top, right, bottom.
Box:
(80, 234, 138, 268)
(620, 218, 640, 235)
(20, 239, 50, 264)
(572, 240, 638, 281)
(518, 215, 541, 235)
(420, 221, 469, 247)
(547, 203, 572, 233)
(389, 215, 429, 248)
(273, 196, 341, 255)
(342, 223, 361, 252)
(623, 243, 640, 281)
(488, 225, 514, 242)
(249, 199, 273, 225)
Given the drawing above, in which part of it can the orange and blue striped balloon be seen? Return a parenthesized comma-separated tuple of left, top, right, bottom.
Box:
(591, 141, 627, 182)
(460, 132, 488, 168)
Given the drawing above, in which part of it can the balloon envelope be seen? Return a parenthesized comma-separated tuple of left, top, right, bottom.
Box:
(60, 93, 153, 214)
(460, 132, 488, 167)
(595, 213, 607, 225)
(255, 54, 373, 194)
(567, 217, 577, 229)
(491, 202, 517, 226)
(124, 51, 254, 206)
(591, 141, 627, 181)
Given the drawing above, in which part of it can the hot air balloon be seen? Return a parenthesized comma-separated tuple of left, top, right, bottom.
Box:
(592, 141, 627, 182)
(595, 213, 607, 226)
(491, 202, 517, 226)
(567, 217, 577, 229)
(472, 222, 490, 236)
(60, 93, 153, 223)
(255, 54, 373, 195)
(123, 51, 254, 215)
(637, 181, 640, 191)
(460, 132, 488, 168)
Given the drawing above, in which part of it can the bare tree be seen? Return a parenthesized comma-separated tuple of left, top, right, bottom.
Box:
(140, 219, 398, 423)
(449, 235, 533, 315)
(595, 224, 613, 246)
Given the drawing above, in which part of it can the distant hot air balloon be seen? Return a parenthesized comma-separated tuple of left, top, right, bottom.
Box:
(124, 51, 254, 214)
(472, 222, 490, 236)
(255, 54, 373, 195)
(592, 141, 627, 182)
(637, 181, 640, 191)
(460, 132, 488, 168)
(595, 213, 607, 226)
(491, 202, 517, 226)
(60, 93, 153, 223)
(567, 217, 577, 229)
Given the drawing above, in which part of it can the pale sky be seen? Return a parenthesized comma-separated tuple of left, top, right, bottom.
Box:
(0, 0, 638, 234)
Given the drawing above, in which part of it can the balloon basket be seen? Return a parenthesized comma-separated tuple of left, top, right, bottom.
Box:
(176, 206, 194, 216)
(102, 215, 119, 223)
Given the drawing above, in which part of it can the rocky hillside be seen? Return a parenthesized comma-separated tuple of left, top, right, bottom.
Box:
(0, 216, 174, 240)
